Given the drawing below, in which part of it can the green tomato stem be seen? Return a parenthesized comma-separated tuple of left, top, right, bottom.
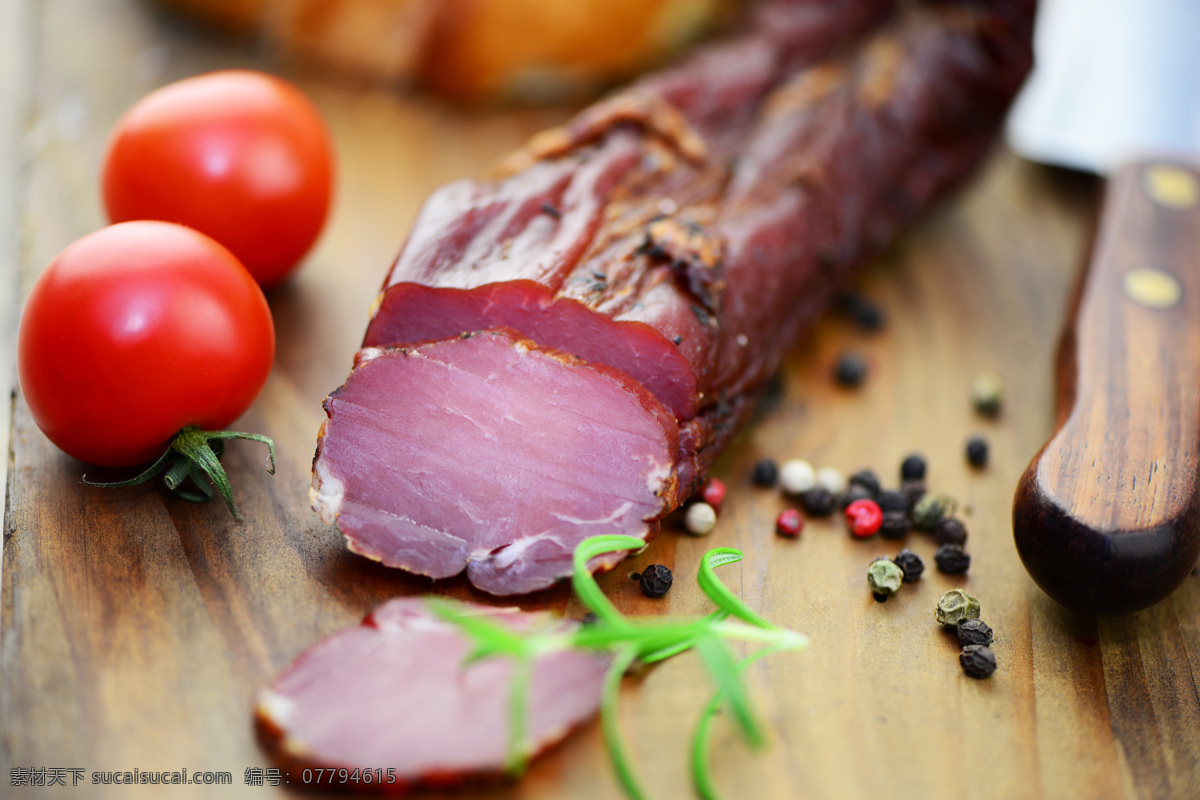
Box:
(81, 425, 275, 520)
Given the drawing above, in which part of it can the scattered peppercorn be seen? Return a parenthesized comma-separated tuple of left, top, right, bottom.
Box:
(892, 549, 925, 582)
(779, 459, 816, 496)
(911, 492, 955, 531)
(934, 517, 969, 546)
(833, 352, 868, 387)
(959, 644, 997, 678)
(878, 511, 911, 540)
(934, 543, 971, 574)
(901, 480, 927, 510)
(751, 458, 779, 487)
(776, 509, 804, 538)
(877, 489, 908, 513)
(838, 483, 875, 510)
(639, 564, 673, 598)
(900, 454, 927, 481)
(700, 478, 726, 512)
(848, 469, 881, 497)
(815, 466, 847, 495)
(971, 372, 1004, 418)
(957, 618, 994, 647)
(581, 611, 599, 625)
(965, 436, 989, 468)
(836, 291, 886, 332)
(867, 557, 904, 596)
(936, 589, 981, 626)
(684, 502, 717, 536)
(845, 499, 884, 538)
(801, 486, 837, 517)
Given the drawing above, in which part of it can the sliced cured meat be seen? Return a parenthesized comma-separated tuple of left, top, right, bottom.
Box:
(315, 0, 1035, 593)
(311, 329, 679, 595)
(256, 599, 609, 788)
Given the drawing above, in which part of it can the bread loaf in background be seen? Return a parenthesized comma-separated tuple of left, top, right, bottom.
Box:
(154, 0, 734, 101)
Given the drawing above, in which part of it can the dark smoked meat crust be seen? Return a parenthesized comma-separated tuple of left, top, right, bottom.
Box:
(316, 0, 1035, 593)
(363, 0, 1034, 493)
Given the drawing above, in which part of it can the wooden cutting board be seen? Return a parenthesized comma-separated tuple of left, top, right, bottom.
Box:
(3, 1, 1198, 798)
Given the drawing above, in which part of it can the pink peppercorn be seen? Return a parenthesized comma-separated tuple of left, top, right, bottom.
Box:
(776, 509, 804, 537)
(701, 478, 726, 513)
(845, 499, 883, 538)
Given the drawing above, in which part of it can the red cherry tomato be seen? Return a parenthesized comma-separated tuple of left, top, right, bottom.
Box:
(17, 221, 275, 468)
(102, 70, 335, 289)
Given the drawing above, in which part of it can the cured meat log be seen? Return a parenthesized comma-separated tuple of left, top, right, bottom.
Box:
(256, 599, 609, 789)
(312, 0, 1035, 594)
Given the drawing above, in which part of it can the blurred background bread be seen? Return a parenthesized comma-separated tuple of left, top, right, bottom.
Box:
(154, 0, 734, 101)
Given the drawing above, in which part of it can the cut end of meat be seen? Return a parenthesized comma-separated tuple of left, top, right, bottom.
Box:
(364, 281, 701, 421)
(256, 599, 610, 788)
(311, 329, 680, 595)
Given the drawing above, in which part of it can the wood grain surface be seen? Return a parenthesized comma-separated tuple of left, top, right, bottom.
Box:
(3, 1, 1199, 799)
(1014, 161, 1200, 617)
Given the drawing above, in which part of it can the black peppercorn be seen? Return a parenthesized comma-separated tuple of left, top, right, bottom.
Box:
(934, 543, 971, 574)
(878, 511, 911, 540)
(836, 291, 886, 332)
(877, 490, 908, 513)
(751, 458, 779, 487)
(959, 644, 997, 678)
(934, 517, 969, 546)
(957, 618, 994, 647)
(581, 612, 599, 626)
(801, 486, 837, 517)
(848, 469, 882, 497)
(892, 548, 925, 582)
(838, 483, 875, 510)
(901, 480, 926, 510)
(965, 436, 989, 468)
(639, 564, 673, 598)
(833, 352, 868, 387)
(900, 454, 927, 481)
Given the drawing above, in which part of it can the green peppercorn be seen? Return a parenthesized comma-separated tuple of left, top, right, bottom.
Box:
(936, 589, 981, 626)
(892, 548, 924, 582)
(867, 558, 904, 597)
(959, 644, 997, 678)
(912, 492, 955, 531)
(957, 619, 994, 647)
(971, 372, 1004, 418)
(934, 517, 968, 546)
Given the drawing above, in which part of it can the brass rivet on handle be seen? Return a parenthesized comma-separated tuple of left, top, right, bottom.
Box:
(1142, 166, 1199, 209)
(1124, 267, 1182, 309)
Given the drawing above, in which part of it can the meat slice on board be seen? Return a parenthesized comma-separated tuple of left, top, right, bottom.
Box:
(256, 599, 609, 788)
(312, 0, 1036, 595)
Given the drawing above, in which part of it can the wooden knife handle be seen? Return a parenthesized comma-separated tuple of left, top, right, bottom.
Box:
(1013, 160, 1200, 617)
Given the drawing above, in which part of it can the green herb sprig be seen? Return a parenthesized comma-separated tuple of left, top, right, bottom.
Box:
(429, 534, 809, 800)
